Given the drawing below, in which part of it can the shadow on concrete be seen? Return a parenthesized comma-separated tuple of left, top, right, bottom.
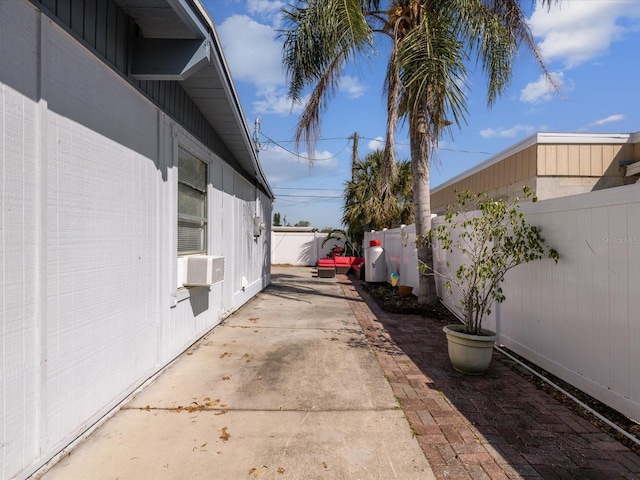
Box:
(266, 272, 366, 304)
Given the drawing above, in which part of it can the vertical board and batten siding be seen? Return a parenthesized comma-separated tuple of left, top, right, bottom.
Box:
(367, 184, 640, 421)
(1, 4, 271, 479)
(33, 0, 239, 175)
(431, 145, 537, 210)
(37, 0, 131, 73)
(432, 141, 635, 213)
(536, 143, 633, 177)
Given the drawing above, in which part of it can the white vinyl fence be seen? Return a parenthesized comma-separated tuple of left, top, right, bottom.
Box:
(365, 184, 640, 422)
(364, 225, 420, 289)
(271, 231, 340, 266)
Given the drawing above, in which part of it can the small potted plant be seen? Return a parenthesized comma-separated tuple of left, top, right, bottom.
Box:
(423, 187, 559, 375)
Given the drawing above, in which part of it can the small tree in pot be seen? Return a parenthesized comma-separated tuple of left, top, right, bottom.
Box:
(423, 187, 559, 374)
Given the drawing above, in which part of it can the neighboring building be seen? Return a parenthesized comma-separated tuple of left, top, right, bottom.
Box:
(432, 132, 640, 213)
(1, 1, 273, 479)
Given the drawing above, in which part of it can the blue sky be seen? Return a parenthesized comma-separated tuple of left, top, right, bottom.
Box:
(205, 0, 640, 229)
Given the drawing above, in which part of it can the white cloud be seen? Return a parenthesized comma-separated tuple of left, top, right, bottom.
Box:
(216, 15, 285, 89)
(578, 114, 626, 132)
(592, 114, 625, 126)
(247, 0, 285, 19)
(528, 1, 640, 68)
(339, 75, 366, 99)
(479, 124, 535, 139)
(520, 72, 566, 104)
(253, 88, 306, 115)
(367, 136, 384, 151)
(260, 145, 338, 183)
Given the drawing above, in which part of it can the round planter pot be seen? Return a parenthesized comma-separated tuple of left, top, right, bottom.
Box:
(398, 285, 413, 298)
(443, 324, 497, 375)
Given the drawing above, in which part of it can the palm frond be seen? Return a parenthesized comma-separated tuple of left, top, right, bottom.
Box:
(396, 5, 468, 146)
(281, 0, 375, 158)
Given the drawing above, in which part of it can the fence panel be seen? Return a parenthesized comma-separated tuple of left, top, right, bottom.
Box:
(364, 227, 420, 290)
(499, 185, 640, 421)
(271, 232, 335, 266)
(366, 184, 640, 422)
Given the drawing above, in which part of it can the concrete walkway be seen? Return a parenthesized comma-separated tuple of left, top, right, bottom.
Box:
(37, 266, 640, 479)
(38, 267, 433, 480)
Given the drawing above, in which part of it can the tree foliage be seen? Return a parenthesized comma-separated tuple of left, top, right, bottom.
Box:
(342, 149, 413, 242)
(281, 0, 558, 304)
(425, 187, 559, 335)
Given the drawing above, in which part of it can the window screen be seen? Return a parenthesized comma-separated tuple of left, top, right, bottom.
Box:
(178, 148, 207, 255)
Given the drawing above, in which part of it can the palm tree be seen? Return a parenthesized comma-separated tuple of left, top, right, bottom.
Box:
(343, 149, 413, 241)
(282, 0, 556, 304)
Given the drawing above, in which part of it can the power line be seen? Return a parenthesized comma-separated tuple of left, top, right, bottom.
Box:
(259, 132, 349, 162)
(276, 194, 343, 198)
(273, 187, 342, 191)
(261, 132, 494, 156)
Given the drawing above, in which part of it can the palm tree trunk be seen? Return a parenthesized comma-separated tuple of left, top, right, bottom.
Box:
(410, 102, 438, 305)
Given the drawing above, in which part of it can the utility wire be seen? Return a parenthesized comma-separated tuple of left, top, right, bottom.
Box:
(273, 187, 342, 191)
(259, 132, 350, 162)
(276, 194, 343, 198)
(261, 132, 494, 156)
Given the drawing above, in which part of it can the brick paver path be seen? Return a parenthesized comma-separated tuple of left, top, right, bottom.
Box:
(340, 276, 640, 479)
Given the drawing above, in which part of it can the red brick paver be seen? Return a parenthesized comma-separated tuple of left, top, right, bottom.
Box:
(339, 275, 640, 480)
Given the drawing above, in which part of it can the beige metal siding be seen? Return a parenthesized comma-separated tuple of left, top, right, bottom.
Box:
(537, 143, 633, 177)
(432, 140, 637, 212)
(432, 145, 536, 210)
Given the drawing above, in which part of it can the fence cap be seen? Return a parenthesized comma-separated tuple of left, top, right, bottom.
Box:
(369, 239, 381, 247)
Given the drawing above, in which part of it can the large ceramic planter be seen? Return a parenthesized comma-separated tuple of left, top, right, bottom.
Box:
(443, 324, 497, 375)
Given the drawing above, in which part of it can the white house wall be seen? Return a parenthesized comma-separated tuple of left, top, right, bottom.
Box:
(0, 3, 271, 479)
(1, 2, 41, 476)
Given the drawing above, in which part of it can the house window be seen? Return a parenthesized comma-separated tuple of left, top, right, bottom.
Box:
(178, 148, 207, 255)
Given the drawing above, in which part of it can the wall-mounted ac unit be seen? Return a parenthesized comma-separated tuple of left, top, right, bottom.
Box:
(184, 256, 225, 287)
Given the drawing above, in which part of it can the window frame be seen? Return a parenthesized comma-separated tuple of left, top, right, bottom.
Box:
(177, 146, 208, 256)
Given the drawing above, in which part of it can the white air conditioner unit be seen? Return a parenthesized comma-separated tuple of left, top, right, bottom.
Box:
(184, 256, 225, 287)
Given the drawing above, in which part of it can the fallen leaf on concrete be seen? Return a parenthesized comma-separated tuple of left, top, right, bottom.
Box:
(220, 352, 231, 359)
(205, 399, 220, 407)
(222, 376, 231, 381)
(323, 462, 328, 469)
(248, 466, 268, 477)
(277, 467, 285, 474)
(219, 427, 230, 442)
(249, 317, 259, 323)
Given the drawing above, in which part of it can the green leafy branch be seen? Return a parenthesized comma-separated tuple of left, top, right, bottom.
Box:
(422, 187, 559, 335)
